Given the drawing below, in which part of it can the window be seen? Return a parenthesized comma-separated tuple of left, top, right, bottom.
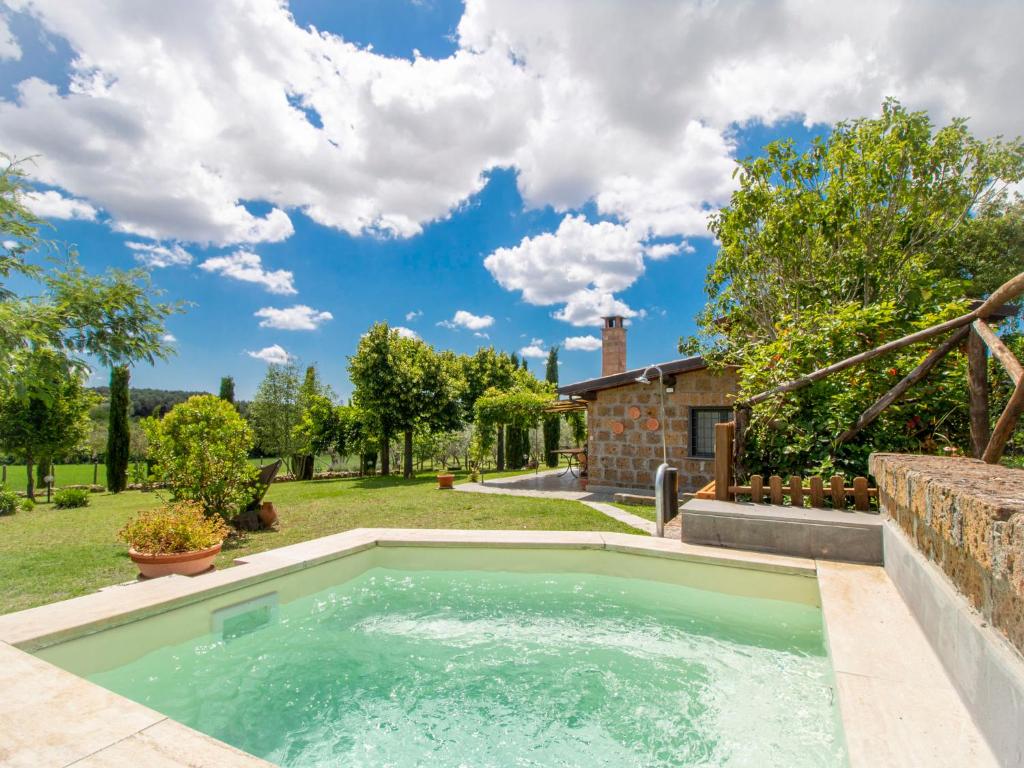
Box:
(690, 407, 732, 458)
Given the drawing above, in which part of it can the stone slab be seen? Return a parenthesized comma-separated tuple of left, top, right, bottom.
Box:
(816, 561, 999, 767)
(679, 498, 883, 564)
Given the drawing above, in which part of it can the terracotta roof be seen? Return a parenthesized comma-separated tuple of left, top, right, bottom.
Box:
(557, 356, 708, 397)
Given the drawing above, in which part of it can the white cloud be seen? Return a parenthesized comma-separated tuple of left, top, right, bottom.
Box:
(254, 304, 333, 331)
(484, 214, 647, 326)
(23, 189, 97, 220)
(563, 335, 602, 351)
(161, 333, 176, 343)
(247, 344, 293, 365)
(394, 326, 420, 339)
(473, 331, 489, 339)
(645, 241, 692, 260)
(125, 241, 192, 268)
(0, 0, 1019, 259)
(519, 338, 548, 359)
(0, 15, 20, 60)
(199, 250, 297, 295)
(405, 309, 423, 322)
(438, 309, 495, 331)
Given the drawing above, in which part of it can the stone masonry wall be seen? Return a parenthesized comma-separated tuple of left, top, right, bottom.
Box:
(870, 454, 1024, 655)
(587, 368, 738, 494)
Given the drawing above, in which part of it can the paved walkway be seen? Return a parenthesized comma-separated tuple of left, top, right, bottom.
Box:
(455, 469, 656, 535)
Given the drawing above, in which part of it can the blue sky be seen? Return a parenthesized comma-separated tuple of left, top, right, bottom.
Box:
(1, 0, 1013, 399)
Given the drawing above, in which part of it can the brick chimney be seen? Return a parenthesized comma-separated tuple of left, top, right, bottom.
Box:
(601, 316, 627, 376)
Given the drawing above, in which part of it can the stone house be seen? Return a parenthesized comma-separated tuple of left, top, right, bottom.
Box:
(557, 316, 738, 494)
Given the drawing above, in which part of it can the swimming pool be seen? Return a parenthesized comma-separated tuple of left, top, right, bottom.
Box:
(34, 541, 847, 767)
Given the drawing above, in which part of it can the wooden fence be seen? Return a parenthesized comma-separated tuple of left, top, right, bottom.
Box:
(702, 420, 878, 511)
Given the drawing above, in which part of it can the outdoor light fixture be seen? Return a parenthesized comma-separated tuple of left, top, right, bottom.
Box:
(636, 364, 676, 536)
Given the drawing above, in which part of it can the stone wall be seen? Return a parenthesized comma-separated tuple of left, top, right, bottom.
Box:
(870, 454, 1024, 656)
(587, 368, 738, 493)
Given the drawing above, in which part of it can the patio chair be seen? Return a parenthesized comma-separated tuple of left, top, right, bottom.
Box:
(234, 459, 283, 530)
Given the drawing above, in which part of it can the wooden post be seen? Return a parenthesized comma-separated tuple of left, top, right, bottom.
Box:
(983, 381, 1024, 464)
(853, 476, 870, 511)
(733, 406, 750, 480)
(714, 421, 735, 501)
(809, 475, 825, 508)
(789, 476, 804, 508)
(750, 474, 764, 503)
(967, 326, 991, 459)
(830, 475, 847, 510)
(768, 475, 783, 505)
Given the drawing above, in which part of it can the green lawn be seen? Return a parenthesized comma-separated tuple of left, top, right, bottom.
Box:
(0, 470, 640, 615)
(611, 502, 657, 522)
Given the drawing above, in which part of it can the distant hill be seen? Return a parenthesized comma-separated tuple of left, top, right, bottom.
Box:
(89, 387, 210, 418)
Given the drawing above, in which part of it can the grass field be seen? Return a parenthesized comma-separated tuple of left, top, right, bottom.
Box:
(0, 469, 640, 615)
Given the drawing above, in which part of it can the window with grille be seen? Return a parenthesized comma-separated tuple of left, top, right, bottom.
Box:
(690, 408, 732, 458)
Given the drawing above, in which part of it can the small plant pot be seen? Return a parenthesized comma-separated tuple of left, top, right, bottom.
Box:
(259, 501, 278, 528)
(129, 543, 222, 579)
(580, 478, 589, 491)
(437, 473, 455, 490)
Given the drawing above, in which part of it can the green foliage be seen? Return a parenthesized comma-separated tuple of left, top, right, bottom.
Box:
(106, 365, 130, 493)
(543, 346, 561, 466)
(565, 410, 588, 448)
(144, 395, 257, 520)
(688, 100, 1024, 476)
(218, 376, 235, 404)
(349, 323, 464, 478)
(118, 501, 230, 555)
(0, 486, 19, 516)
(54, 488, 90, 509)
(248, 363, 302, 466)
(0, 349, 95, 498)
(935, 197, 1024, 297)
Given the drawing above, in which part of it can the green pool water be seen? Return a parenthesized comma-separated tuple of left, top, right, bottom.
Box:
(76, 559, 846, 767)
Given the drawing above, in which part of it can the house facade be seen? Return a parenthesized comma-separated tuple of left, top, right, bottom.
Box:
(557, 316, 738, 494)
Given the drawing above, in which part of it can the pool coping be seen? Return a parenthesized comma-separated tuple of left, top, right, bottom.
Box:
(0, 529, 997, 767)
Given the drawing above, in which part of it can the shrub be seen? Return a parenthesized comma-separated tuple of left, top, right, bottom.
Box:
(118, 502, 230, 555)
(0, 486, 18, 516)
(54, 488, 91, 509)
(20, 497, 34, 513)
(144, 395, 257, 520)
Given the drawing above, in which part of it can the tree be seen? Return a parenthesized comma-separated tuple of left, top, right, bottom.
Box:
(106, 365, 131, 492)
(247, 363, 301, 472)
(290, 365, 335, 479)
(460, 347, 518, 469)
(219, 376, 235, 405)
(686, 100, 1024, 475)
(543, 346, 560, 467)
(0, 350, 94, 499)
(349, 323, 464, 478)
(473, 373, 555, 466)
(143, 395, 256, 520)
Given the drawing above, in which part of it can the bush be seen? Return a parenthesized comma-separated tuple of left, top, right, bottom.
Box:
(19, 497, 34, 513)
(144, 395, 257, 520)
(118, 502, 230, 555)
(0, 486, 18, 516)
(54, 488, 91, 509)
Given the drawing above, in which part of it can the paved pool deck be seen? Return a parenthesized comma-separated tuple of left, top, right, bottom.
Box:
(0, 528, 1000, 768)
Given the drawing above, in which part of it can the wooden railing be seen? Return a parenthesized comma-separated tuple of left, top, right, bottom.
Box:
(705, 420, 877, 511)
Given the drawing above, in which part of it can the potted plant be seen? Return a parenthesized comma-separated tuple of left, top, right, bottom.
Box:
(437, 472, 455, 489)
(118, 502, 230, 579)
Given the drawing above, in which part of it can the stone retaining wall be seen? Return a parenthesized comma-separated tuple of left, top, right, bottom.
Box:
(869, 453, 1024, 655)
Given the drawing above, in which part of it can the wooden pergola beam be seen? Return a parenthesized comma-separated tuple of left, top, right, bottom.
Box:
(837, 326, 970, 445)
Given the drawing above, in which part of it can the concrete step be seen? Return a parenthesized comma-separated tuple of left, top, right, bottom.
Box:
(678, 498, 883, 564)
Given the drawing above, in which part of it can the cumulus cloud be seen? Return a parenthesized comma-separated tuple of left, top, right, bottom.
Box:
(23, 189, 97, 220)
(519, 338, 548, 358)
(199, 251, 297, 295)
(125, 241, 192, 268)
(394, 326, 420, 339)
(438, 309, 495, 331)
(484, 214, 647, 326)
(161, 333, 176, 343)
(405, 309, 423, 322)
(247, 344, 293, 365)
(563, 335, 602, 352)
(254, 304, 333, 331)
(473, 331, 490, 339)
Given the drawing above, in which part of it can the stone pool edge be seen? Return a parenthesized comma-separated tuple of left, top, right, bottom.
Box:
(0, 529, 992, 768)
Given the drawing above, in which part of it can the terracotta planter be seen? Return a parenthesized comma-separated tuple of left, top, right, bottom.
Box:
(437, 473, 455, 490)
(128, 543, 222, 579)
(580, 478, 589, 491)
(259, 501, 278, 528)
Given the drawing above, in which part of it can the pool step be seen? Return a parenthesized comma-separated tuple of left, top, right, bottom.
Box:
(677, 498, 883, 564)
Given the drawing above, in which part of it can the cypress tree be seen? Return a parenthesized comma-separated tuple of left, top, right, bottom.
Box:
(543, 346, 560, 467)
(106, 365, 131, 493)
(219, 376, 235, 404)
